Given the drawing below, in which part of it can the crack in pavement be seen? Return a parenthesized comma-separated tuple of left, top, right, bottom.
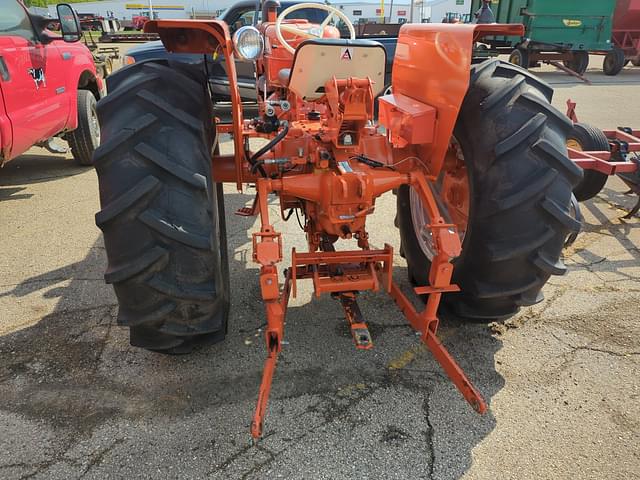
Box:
(78, 438, 125, 478)
(549, 330, 640, 369)
(422, 395, 435, 480)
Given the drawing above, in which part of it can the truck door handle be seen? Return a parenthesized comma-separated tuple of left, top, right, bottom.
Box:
(0, 57, 10, 81)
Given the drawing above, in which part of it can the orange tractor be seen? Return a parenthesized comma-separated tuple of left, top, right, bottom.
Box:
(93, 1, 583, 438)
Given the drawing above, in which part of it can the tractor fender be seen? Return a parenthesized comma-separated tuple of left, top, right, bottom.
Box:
(145, 19, 244, 184)
(388, 23, 524, 177)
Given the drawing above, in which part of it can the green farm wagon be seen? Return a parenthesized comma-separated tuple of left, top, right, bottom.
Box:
(471, 0, 616, 74)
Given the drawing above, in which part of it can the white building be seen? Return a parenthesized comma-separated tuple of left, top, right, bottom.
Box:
(330, 1, 426, 24)
(428, 0, 472, 23)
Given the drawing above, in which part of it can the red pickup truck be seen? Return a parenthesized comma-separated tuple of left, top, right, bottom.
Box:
(0, 1, 104, 166)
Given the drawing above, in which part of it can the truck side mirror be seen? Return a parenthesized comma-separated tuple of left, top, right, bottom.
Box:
(56, 4, 82, 43)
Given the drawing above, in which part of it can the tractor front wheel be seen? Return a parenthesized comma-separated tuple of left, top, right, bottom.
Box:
(93, 59, 229, 353)
(398, 59, 583, 321)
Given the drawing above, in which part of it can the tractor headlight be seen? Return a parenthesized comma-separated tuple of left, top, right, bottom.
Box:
(233, 26, 264, 62)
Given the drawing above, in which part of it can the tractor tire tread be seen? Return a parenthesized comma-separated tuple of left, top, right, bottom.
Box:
(137, 89, 203, 132)
(487, 169, 557, 214)
(541, 197, 582, 232)
(139, 208, 212, 250)
(481, 76, 525, 111)
(485, 227, 555, 262)
(533, 139, 584, 186)
(517, 92, 573, 133)
(495, 112, 546, 156)
(104, 245, 168, 284)
(134, 142, 208, 190)
(494, 61, 554, 101)
(531, 250, 567, 276)
(93, 113, 157, 166)
(95, 175, 160, 226)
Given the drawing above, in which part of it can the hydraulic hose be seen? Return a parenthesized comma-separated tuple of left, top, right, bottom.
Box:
(250, 121, 290, 177)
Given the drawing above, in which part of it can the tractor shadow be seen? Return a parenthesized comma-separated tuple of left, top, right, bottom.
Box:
(0, 189, 503, 479)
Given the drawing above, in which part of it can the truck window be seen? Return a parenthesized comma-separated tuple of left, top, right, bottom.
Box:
(225, 4, 329, 33)
(230, 10, 258, 33)
(0, 1, 38, 42)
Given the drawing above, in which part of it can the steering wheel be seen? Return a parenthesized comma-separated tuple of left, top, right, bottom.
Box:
(275, 2, 356, 55)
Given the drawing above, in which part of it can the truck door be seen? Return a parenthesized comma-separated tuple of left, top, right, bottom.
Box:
(0, 1, 68, 159)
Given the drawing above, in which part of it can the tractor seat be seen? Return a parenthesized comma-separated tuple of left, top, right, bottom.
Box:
(285, 39, 387, 100)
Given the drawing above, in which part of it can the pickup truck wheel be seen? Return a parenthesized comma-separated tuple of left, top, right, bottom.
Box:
(398, 59, 582, 321)
(94, 59, 229, 353)
(67, 90, 100, 166)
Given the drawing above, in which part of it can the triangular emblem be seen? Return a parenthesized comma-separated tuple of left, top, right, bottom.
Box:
(340, 47, 353, 61)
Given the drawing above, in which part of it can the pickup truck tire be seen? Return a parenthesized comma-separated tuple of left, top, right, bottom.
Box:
(93, 59, 229, 353)
(398, 59, 582, 321)
(67, 89, 100, 166)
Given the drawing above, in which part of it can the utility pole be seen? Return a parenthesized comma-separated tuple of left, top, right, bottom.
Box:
(148, 0, 154, 18)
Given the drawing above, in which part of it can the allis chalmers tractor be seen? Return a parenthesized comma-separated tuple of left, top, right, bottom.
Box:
(93, 1, 584, 438)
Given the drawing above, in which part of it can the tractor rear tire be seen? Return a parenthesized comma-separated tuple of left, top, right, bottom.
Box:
(398, 59, 582, 321)
(569, 123, 611, 201)
(603, 47, 626, 76)
(93, 59, 229, 353)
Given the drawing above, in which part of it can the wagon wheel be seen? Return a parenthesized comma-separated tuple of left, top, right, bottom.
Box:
(508, 47, 529, 70)
(568, 123, 611, 201)
(603, 47, 626, 76)
(563, 51, 589, 75)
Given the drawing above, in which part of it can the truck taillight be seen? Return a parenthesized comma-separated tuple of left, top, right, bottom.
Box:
(124, 56, 136, 65)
